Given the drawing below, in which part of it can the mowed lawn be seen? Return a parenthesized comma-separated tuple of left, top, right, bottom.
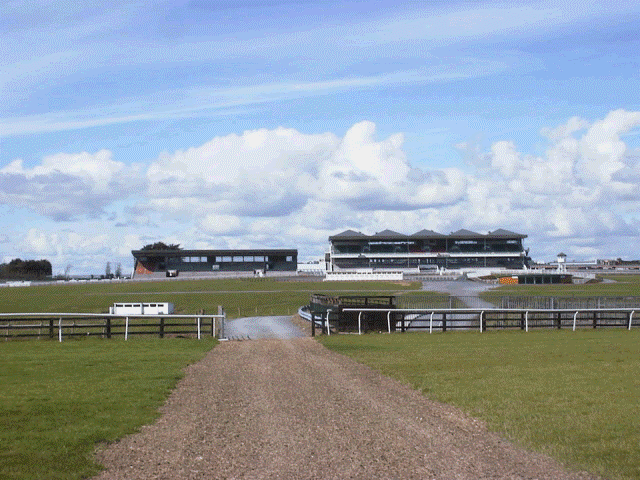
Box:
(0, 338, 217, 480)
(320, 307, 640, 479)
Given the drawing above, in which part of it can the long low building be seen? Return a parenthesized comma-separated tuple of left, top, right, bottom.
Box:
(327, 228, 530, 271)
(132, 248, 298, 277)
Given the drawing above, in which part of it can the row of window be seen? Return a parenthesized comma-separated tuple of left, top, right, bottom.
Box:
(181, 255, 294, 263)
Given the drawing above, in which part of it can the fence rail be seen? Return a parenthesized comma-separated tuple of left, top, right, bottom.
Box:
(336, 307, 638, 335)
(0, 312, 225, 341)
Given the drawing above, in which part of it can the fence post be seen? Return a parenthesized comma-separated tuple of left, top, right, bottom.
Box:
(525, 311, 529, 332)
(358, 312, 362, 335)
(125, 317, 129, 341)
(49, 318, 54, 339)
(311, 313, 316, 337)
(197, 316, 201, 340)
(480, 311, 484, 332)
(159, 317, 164, 338)
(442, 312, 447, 332)
(218, 306, 224, 339)
(387, 311, 391, 334)
(325, 311, 330, 336)
(520, 312, 525, 330)
(429, 312, 434, 334)
(629, 310, 635, 330)
(58, 318, 62, 343)
(556, 311, 561, 329)
(573, 311, 579, 331)
(106, 317, 111, 339)
(593, 311, 597, 329)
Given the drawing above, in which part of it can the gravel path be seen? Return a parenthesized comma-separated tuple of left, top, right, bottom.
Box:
(93, 334, 598, 479)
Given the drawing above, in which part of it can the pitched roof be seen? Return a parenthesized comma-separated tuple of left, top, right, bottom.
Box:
(372, 229, 406, 238)
(328, 229, 367, 240)
(410, 229, 445, 238)
(486, 228, 527, 239)
(450, 229, 482, 238)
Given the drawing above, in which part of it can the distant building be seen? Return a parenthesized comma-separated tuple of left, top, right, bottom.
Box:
(327, 228, 529, 272)
(131, 248, 298, 277)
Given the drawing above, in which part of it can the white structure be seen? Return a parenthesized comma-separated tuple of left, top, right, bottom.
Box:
(557, 252, 567, 273)
(324, 269, 404, 281)
(110, 302, 174, 315)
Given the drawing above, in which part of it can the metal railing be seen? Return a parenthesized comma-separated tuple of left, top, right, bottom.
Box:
(339, 307, 638, 335)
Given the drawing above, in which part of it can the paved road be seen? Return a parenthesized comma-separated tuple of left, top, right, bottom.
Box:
(224, 315, 306, 340)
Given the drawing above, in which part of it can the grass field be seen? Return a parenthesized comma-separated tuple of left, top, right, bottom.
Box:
(0, 337, 217, 480)
(319, 329, 640, 480)
(0, 278, 421, 318)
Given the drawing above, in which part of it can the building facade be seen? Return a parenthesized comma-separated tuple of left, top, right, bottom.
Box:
(132, 248, 298, 276)
(327, 229, 529, 271)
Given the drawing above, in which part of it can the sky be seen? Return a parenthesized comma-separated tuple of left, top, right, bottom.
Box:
(2, 0, 640, 275)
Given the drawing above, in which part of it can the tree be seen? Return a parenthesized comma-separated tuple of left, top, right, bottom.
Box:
(115, 262, 122, 278)
(141, 242, 181, 251)
(0, 258, 53, 280)
(105, 262, 112, 279)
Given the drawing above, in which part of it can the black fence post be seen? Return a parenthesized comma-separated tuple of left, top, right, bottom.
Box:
(593, 311, 598, 329)
(106, 317, 111, 339)
(49, 318, 54, 339)
(520, 312, 525, 330)
(159, 317, 164, 338)
(311, 313, 316, 337)
(556, 311, 562, 329)
(442, 313, 447, 332)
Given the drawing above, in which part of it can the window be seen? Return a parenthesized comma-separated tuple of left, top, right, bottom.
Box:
(286, 256, 293, 262)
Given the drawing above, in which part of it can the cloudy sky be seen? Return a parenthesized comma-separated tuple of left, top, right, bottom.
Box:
(2, 0, 640, 275)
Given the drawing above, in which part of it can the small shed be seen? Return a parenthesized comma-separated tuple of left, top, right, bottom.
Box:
(110, 302, 174, 315)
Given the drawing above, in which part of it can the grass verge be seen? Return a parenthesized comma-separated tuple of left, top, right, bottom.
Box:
(0, 337, 217, 480)
(318, 329, 640, 480)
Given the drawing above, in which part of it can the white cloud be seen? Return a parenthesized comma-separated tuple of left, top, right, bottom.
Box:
(6, 110, 640, 272)
(0, 150, 143, 220)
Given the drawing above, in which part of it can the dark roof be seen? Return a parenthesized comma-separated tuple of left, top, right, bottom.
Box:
(486, 228, 527, 239)
(450, 229, 482, 238)
(328, 229, 368, 240)
(132, 248, 297, 257)
(330, 228, 527, 241)
(372, 229, 406, 238)
(410, 229, 445, 238)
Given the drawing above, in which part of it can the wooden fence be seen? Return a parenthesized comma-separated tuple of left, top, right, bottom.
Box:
(0, 311, 225, 341)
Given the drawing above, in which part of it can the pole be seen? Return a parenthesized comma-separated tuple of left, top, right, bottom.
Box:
(58, 317, 62, 343)
(358, 312, 362, 335)
(387, 311, 391, 334)
(125, 316, 129, 341)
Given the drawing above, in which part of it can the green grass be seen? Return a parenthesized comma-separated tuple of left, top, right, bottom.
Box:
(0, 337, 217, 480)
(0, 278, 420, 318)
(319, 329, 640, 479)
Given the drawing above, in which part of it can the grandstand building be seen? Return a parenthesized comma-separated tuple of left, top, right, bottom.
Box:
(327, 229, 529, 272)
(132, 248, 297, 278)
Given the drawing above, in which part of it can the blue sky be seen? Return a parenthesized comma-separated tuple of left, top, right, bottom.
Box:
(1, 0, 640, 274)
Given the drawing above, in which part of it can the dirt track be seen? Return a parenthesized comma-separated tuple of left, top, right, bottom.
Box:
(93, 336, 598, 480)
